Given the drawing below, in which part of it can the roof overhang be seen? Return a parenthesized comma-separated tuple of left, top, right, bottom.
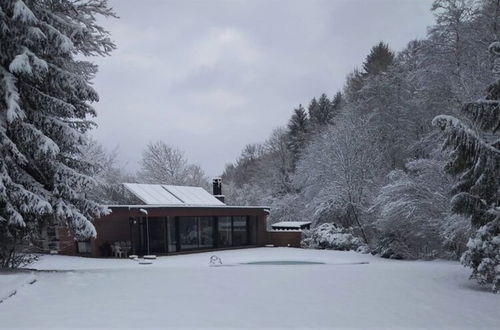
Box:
(106, 204, 270, 211)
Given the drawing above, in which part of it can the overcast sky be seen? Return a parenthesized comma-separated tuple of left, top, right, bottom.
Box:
(91, 0, 436, 177)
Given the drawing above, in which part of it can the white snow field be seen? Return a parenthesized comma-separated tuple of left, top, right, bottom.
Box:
(0, 248, 498, 330)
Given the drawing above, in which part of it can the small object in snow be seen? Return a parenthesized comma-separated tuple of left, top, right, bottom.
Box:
(265, 244, 274, 247)
(129, 255, 138, 259)
(209, 255, 222, 266)
(49, 250, 58, 255)
(143, 255, 157, 260)
(138, 260, 153, 265)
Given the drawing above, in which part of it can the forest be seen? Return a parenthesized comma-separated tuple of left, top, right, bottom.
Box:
(218, 0, 500, 291)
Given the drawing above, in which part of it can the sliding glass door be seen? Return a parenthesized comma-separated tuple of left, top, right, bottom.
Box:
(199, 217, 214, 248)
(217, 216, 255, 248)
(179, 217, 199, 250)
(142, 215, 257, 254)
(218, 217, 232, 247)
(232, 216, 248, 246)
(166, 217, 177, 253)
(148, 217, 166, 254)
(178, 217, 215, 251)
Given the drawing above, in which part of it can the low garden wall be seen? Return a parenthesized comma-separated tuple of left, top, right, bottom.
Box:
(268, 230, 302, 248)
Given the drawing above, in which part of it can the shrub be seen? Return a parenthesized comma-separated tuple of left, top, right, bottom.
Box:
(0, 225, 38, 268)
(461, 218, 500, 293)
(301, 223, 367, 252)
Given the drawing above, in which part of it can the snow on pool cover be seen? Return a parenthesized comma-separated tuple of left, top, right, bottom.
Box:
(243, 260, 325, 265)
(241, 260, 369, 265)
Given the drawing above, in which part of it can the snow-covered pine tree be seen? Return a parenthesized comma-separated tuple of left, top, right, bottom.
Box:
(362, 41, 395, 76)
(309, 93, 332, 128)
(286, 105, 308, 167)
(0, 0, 115, 267)
(306, 97, 319, 126)
(331, 91, 342, 115)
(432, 42, 500, 292)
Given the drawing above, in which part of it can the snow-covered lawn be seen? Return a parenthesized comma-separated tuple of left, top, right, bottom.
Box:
(0, 272, 36, 304)
(0, 248, 498, 329)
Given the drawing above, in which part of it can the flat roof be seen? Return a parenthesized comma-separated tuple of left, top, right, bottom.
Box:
(271, 221, 311, 228)
(106, 204, 270, 210)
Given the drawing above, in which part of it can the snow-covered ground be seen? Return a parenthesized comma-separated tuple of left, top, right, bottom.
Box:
(0, 248, 498, 329)
(0, 272, 36, 304)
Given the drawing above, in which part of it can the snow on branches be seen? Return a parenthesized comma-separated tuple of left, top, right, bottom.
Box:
(301, 223, 368, 252)
(433, 41, 500, 292)
(0, 0, 116, 266)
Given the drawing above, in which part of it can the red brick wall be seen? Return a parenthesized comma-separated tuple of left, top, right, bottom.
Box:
(255, 214, 268, 246)
(268, 231, 303, 248)
(57, 227, 76, 255)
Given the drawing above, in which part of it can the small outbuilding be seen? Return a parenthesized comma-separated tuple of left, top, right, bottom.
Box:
(271, 221, 312, 231)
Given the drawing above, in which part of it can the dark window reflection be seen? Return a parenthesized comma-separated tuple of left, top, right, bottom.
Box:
(199, 217, 214, 248)
(218, 216, 232, 247)
(233, 216, 248, 246)
(179, 217, 198, 250)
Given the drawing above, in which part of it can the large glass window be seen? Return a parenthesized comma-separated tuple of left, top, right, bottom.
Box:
(179, 217, 198, 250)
(248, 216, 257, 245)
(199, 217, 214, 248)
(218, 217, 232, 247)
(179, 217, 215, 250)
(160, 215, 253, 252)
(77, 240, 91, 254)
(167, 217, 177, 253)
(233, 216, 248, 246)
(148, 217, 166, 254)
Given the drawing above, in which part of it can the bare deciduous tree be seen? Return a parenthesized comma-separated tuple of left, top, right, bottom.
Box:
(138, 141, 209, 188)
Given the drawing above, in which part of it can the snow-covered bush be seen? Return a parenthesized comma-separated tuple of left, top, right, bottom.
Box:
(0, 225, 38, 268)
(373, 233, 423, 260)
(440, 214, 472, 259)
(372, 158, 469, 260)
(460, 218, 500, 293)
(301, 223, 367, 252)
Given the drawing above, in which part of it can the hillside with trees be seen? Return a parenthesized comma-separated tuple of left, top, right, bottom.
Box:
(221, 0, 500, 292)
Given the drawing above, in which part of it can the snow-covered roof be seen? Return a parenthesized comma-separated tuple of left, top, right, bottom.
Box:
(106, 204, 270, 210)
(271, 221, 312, 228)
(123, 183, 225, 206)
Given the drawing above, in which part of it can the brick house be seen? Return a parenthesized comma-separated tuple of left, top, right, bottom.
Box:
(50, 181, 304, 257)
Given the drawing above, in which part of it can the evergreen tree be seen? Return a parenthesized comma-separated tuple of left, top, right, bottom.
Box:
(344, 68, 365, 102)
(307, 97, 319, 124)
(0, 0, 115, 267)
(345, 43, 394, 103)
(287, 105, 308, 166)
(309, 93, 333, 127)
(331, 91, 342, 114)
(362, 42, 395, 76)
(433, 42, 500, 292)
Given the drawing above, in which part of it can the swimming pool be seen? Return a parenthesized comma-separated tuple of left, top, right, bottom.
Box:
(242, 260, 325, 265)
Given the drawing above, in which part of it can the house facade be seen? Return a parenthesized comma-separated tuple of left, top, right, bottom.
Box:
(56, 183, 271, 257)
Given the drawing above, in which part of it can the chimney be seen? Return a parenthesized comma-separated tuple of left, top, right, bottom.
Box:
(212, 178, 224, 203)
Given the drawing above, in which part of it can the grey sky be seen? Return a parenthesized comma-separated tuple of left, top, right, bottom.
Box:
(91, 0, 435, 177)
